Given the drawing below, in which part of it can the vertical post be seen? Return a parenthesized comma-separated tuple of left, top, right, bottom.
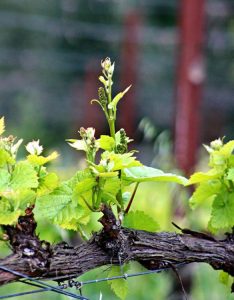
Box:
(119, 11, 141, 137)
(174, 0, 205, 175)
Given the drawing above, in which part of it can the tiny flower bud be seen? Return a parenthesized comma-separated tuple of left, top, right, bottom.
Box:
(101, 57, 111, 72)
(79, 127, 86, 138)
(210, 138, 223, 151)
(25, 140, 43, 155)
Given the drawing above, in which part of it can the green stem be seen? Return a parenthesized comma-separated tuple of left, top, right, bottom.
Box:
(106, 74, 116, 140)
(109, 119, 116, 140)
(125, 182, 140, 214)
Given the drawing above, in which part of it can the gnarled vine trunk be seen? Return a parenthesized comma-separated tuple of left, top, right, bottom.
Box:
(0, 207, 233, 286)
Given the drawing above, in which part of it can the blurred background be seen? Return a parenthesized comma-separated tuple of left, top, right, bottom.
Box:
(0, 0, 233, 173)
(0, 0, 234, 299)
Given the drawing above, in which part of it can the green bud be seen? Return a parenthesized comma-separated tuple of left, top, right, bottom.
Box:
(116, 143, 127, 154)
(98, 87, 108, 106)
(120, 128, 127, 144)
(115, 128, 128, 154)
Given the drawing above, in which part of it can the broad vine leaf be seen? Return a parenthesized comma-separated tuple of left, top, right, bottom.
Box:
(99, 176, 121, 206)
(37, 172, 59, 196)
(123, 210, 159, 232)
(219, 271, 230, 285)
(0, 117, 5, 135)
(209, 153, 226, 170)
(34, 186, 72, 221)
(189, 180, 221, 209)
(34, 184, 90, 230)
(74, 177, 97, 196)
(27, 151, 58, 166)
(98, 135, 115, 151)
(11, 161, 38, 190)
(53, 204, 90, 230)
(0, 198, 22, 225)
(0, 149, 15, 167)
(123, 166, 188, 185)
(101, 152, 141, 172)
(187, 169, 219, 185)
(108, 266, 128, 300)
(2, 189, 36, 211)
(66, 169, 94, 189)
(227, 168, 234, 181)
(208, 192, 234, 231)
(219, 141, 234, 156)
(16, 189, 36, 208)
(102, 176, 120, 195)
(112, 153, 141, 171)
(0, 169, 10, 191)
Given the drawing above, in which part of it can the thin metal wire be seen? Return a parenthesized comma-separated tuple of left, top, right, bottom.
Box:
(69, 262, 187, 289)
(0, 265, 88, 300)
(0, 288, 49, 299)
(0, 262, 186, 299)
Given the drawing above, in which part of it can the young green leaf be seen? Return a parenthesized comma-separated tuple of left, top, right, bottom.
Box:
(98, 135, 115, 151)
(66, 169, 95, 189)
(98, 176, 121, 206)
(101, 152, 141, 172)
(208, 192, 234, 231)
(34, 189, 72, 221)
(11, 161, 38, 190)
(123, 166, 188, 185)
(34, 183, 91, 230)
(0, 149, 15, 167)
(219, 141, 234, 156)
(108, 266, 128, 300)
(108, 85, 131, 110)
(37, 172, 59, 196)
(3, 189, 36, 210)
(227, 168, 234, 181)
(53, 204, 90, 230)
(187, 169, 220, 185)
(0, 198, 22, 225)
(27, 151, 59, 166)
(219, 271, 230, 285)
(123, 210, 159, 232)
(74, 177, 97, 196)
(189, 180, 221, 209)
(0, 169, 10, 191)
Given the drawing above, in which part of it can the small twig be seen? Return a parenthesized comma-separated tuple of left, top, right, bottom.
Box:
(172, 222, 216, 241)
(124, 182, 139, 214)
(165, 261, 188, 300)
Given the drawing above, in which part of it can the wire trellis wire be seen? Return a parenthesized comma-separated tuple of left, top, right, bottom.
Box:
(0, 262, 186, 299)
(0, 265, 88, 300)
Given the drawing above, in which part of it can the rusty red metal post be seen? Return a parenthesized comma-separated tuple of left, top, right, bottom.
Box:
(174, 0, 205, 175)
